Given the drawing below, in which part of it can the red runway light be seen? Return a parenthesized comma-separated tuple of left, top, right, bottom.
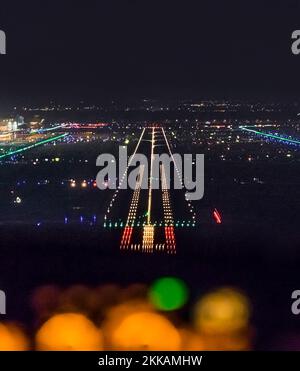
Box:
(213, 209, 222, 224)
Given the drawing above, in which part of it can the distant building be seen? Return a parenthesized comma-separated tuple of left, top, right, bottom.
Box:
(15, 115, 25, 126)
(0, 115, 26, 132)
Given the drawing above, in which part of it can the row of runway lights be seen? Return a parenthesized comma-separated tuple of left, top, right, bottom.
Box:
(31, 218, 196, 228)
(104, 128, 198, 231)
(240, 127, 300, 146)
(161, 164, 176, 252)
(104, 128, 146, 222)
(13, 179, 98, 188)
(121, 186, 142, 248)
(120, 166, 145, 249)
(70, 179, 98, 188)
(30, 215, 223, 228)
(141, 128, 156, 252)
(119, 128, 195, 253)
(105, 221, 196, 228)
(161, 127, 197, 224)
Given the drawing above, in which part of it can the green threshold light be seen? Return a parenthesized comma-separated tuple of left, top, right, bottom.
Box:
(0, 134, 68, 160)
(149, 277, 189, 311)
(241, 127, 300, 145)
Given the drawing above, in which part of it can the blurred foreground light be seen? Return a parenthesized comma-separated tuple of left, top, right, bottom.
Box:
(119, 284, 148, 302)
(36, 313, 103, 350)
(0, 323, 29, 351)
(194, 287, 250, 334)
(103, 299, 153, 346)
(31, 285, 61, 319)
(149, 277, 188, 311)
(180, 328, 204, 350)
(111, 311, 181, 350)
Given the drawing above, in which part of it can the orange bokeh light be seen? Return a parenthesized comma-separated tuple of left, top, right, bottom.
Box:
(179, 328, 205, 350)
(0, 323, 29, 351)
(111, 311, 181, 350)
(36, 313, 103, 350)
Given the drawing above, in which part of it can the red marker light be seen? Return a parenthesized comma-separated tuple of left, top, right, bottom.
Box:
(213, 208, 222, 224)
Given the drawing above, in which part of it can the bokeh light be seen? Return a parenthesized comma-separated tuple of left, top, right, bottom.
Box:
(0, 323, 29, 351)
(194, 287, 250, 334)
(36, 313, 103, 350)
(149, 277, 188, 311)
(111, 311, 181, 350)
(0, 283, 254, 351)
(31, 285, 62, 320)
(180, 328, 205, 350)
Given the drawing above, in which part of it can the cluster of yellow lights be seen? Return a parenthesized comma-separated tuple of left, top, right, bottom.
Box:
(130, 243, 141, 251)
(142, 127, 156, 253)
(142, 225, 154, 253)
(155, 243, 165, 251)
(69, 179, 90, 189)
(127, 243, 166, 251)
(146, 127, 155, 225)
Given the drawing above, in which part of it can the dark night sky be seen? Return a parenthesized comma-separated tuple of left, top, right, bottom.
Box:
(1, 0, 300, 103)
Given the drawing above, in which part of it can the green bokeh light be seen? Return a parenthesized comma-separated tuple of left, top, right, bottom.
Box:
(149, 277, 188, 311)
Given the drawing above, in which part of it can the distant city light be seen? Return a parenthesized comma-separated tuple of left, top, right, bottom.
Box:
(14, 197, 22, 204)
